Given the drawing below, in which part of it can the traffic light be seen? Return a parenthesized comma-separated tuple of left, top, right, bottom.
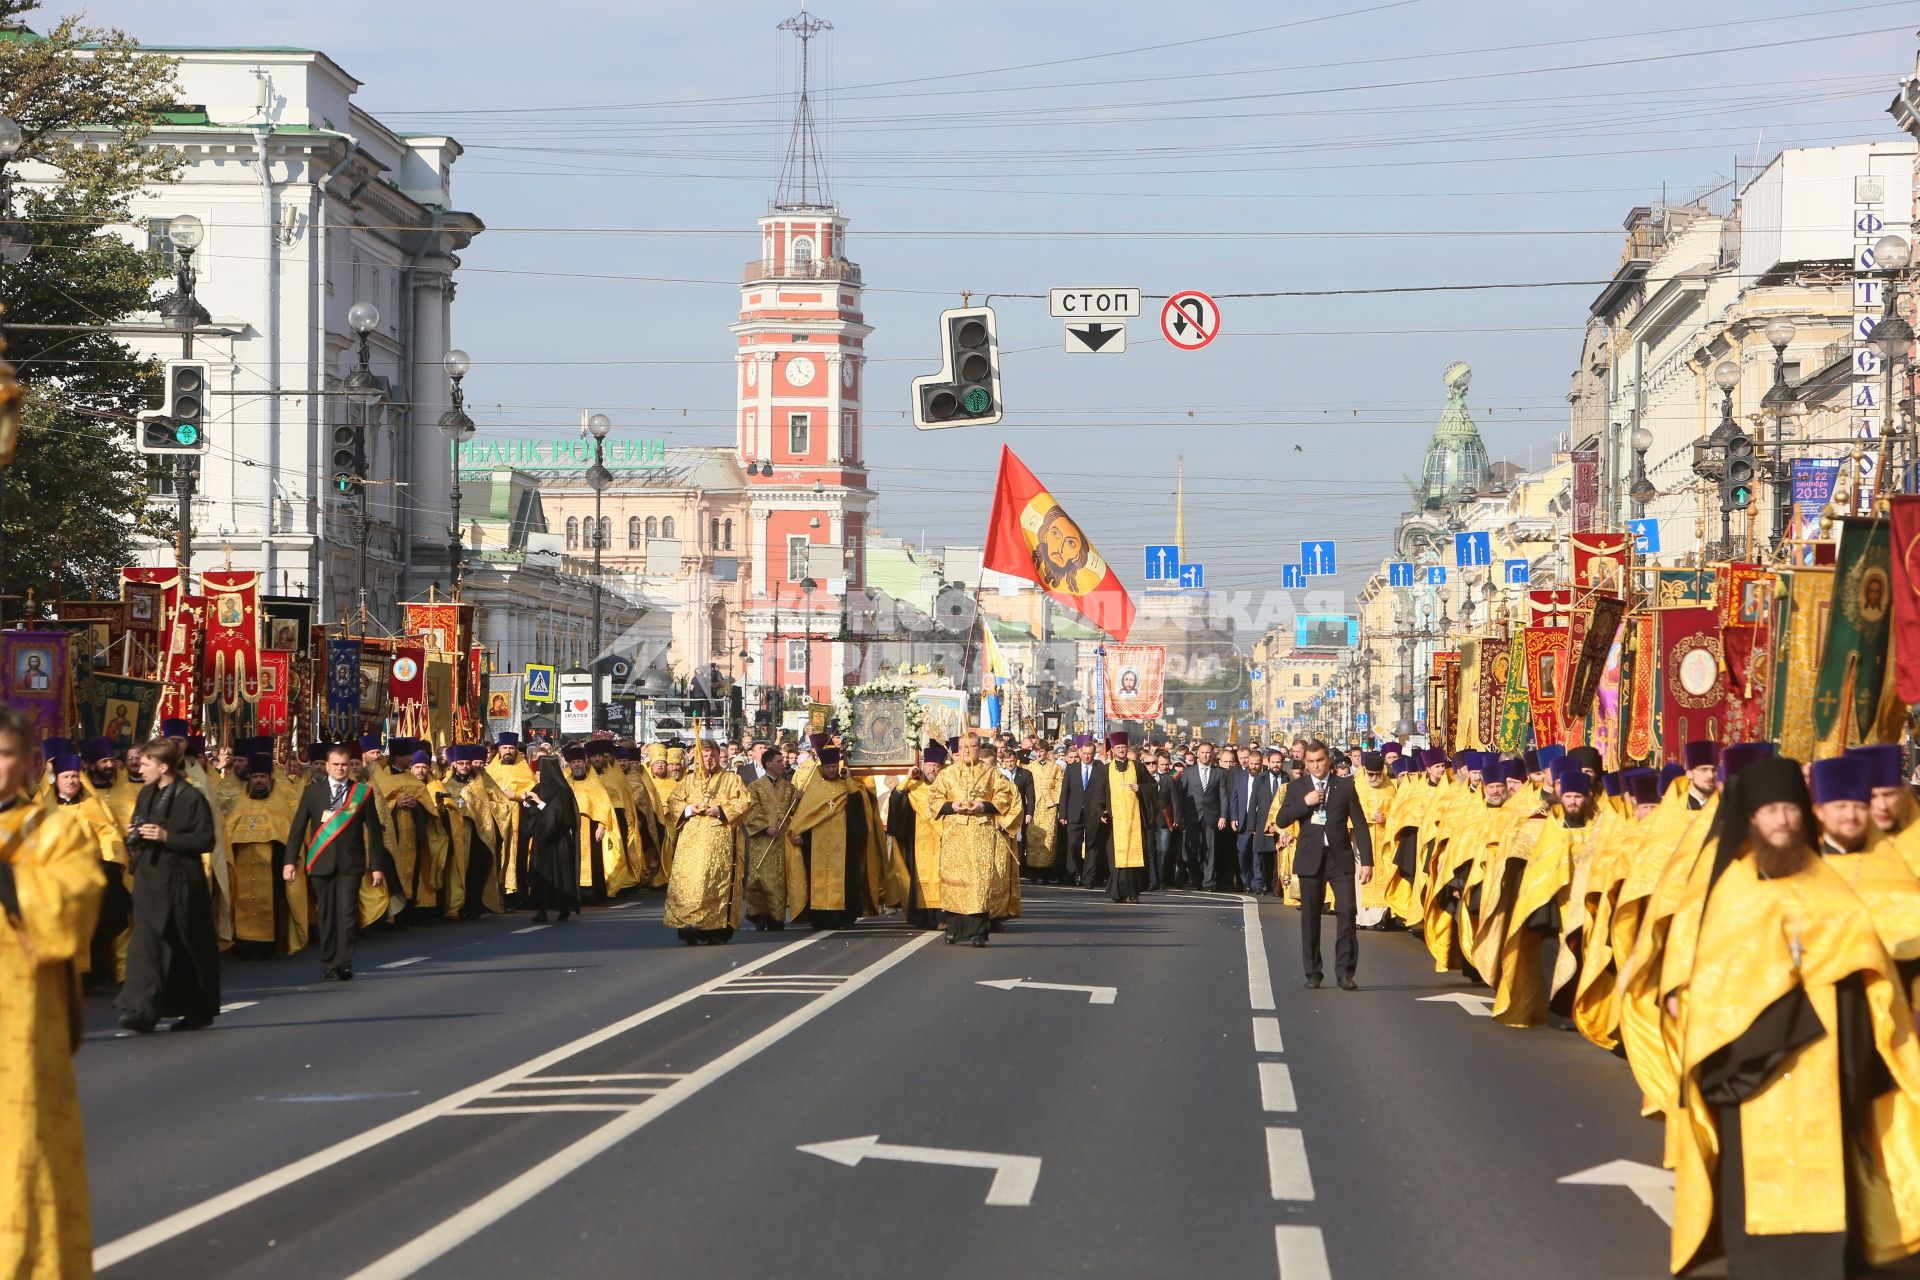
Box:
(911, 306, 1002, 430)
(331, 420, 364, 495)
(135, 358, 211, 454)
(1721, 430, 1755, 512)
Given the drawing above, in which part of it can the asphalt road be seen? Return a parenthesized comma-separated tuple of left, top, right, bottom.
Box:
(77, 885, 1676, 1279)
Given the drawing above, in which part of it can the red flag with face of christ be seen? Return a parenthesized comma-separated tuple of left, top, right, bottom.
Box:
(982, 446, 1134, 642)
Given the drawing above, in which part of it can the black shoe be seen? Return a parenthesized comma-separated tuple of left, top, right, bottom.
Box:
(171, 1016, 213, 1031)
(1338, 978, 1358, 992)
(118, 1014, 156, 1034)
(1303, 977, 1321, 989)
(970, 937, 988, 947)
(532, 910, 549, 924)
(337, 968, 353, 982)
(318, 968, 338, 982)
(944, 935, 957, 945)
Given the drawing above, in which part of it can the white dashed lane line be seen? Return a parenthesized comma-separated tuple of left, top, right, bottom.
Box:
(1244, 896, 1330, 1278)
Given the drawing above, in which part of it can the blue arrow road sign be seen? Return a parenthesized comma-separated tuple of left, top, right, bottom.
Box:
(1301, 540, 1337, 576)
(1626, 518, 1660, 555)
(1180, 563, 1205, 589)
(1454, 531, 1492, 567)
(1388, 561, 1415, 587)
(1427, 565, 1448, 585)
(1355, 712, 1369, 730)
(1282, 564, 1305, 589)
(1504, 558, 1530, 584)
(1145, 544, 1180, 581)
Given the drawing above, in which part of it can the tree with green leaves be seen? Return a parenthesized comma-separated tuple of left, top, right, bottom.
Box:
(0, 0, 179, 612)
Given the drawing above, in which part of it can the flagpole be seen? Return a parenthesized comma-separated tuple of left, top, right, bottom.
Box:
(1094, 643, 1107, 741)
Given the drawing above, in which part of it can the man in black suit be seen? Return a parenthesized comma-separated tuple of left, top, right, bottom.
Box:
(1056, 735, 1108, 887)
(1180, 741, 1230, 890)
(1236, 748, 1284, 894)
(1271, 738, 1374, 990)
(283, 744, 390, 981)
(1000, 748, 1036, 866)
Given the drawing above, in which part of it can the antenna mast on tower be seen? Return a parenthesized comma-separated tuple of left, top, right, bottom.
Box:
(775, 5, 834, 210)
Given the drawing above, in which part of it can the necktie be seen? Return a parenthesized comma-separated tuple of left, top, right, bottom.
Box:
(331, 781, 346, 809)
(1082, 765, 1090, 787)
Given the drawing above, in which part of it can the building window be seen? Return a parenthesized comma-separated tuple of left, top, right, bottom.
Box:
(1311, 673, 1321, 687)
(786, 638, 808, 673)
(1292, 673, 1301, 687)
(787, 534, 810, 582)
(710, 517, 720, 549)
(841, 411, 856, 463)
(661, 516, 675, 539)
(791, 235, 815, 273)
(148, 217, 184, 272)
(598, 516, 611, 549)
(646, 516, 658, 539)
(566, 516, 579, 550)
(628, 517, 641, 548)
(722, 518, 733, 549)
(789, 413, 809, 455)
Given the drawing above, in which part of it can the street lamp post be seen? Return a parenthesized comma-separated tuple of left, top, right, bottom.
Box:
(439, 350, 474, 594)
(344, 301, 382, 622)
(800, 576, 817, 703)
(1758, 319, 1803, 544)
(586, 412, 613, 724)
(161, 214, 208, 573)
(1629, 423, 1656, 516)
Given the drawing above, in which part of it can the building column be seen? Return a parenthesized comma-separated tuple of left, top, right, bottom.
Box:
(751, 508, 771, 598)
(408, 268, 453, 591)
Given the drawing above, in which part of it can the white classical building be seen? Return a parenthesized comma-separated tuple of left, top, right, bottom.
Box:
(34, 45, 483, 620)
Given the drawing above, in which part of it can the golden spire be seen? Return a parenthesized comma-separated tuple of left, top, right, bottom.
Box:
(1175, 454, 1186, 557)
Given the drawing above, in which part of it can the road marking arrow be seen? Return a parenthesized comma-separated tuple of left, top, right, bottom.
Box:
(1416, 992, 1494, 1017)
(797, 1135, 1042, 1206)
(1558, 1159, 1675, 1224)
(977, 977, 1117, 1005)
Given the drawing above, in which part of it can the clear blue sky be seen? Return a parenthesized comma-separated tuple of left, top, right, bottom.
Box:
(68, 0, 1920, 603)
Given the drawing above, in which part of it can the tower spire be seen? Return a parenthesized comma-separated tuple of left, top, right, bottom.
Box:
(775, 5, 834, 210)
(1175, 455, 1186, 556)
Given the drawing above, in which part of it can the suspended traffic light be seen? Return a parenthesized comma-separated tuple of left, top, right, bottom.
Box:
(332, 421, 364, 494)
(1721, 430, 1755, 512)
(136, 358, 212, 454)
(912, 306, 1002, 430)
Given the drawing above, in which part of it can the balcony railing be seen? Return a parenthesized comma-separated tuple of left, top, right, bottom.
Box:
(743, 258, 862, 285)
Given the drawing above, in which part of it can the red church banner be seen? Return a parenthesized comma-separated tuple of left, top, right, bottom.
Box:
(201, 569, 262, 711)
(1522, 626, 1567, 747)
(159, 594, 205, 724)
(1570, 531, 1630, 596)
(390, 642, 428, 738)
(257, 649, 292, 737)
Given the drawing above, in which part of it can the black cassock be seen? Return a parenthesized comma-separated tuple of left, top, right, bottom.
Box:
(886, 789, 941, 931)
(116, 778, 220, 1025)
(523, 759, 582, 916)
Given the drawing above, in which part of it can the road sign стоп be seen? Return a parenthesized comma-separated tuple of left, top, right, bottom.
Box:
(1160, 290, 1220, 350)
(1064, 322, 1126, 353)
(1048, 287, 1141, 319)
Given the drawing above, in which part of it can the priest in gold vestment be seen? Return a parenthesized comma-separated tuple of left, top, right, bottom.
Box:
(743, 747, 799, 930)
(563, 745, 630, 898)
(785, 744, 892, 928)
(432, 745, 500, 917)
(1024, 747, 1063, 881)
(664, 742, 751, 943)
(1103, 731, 1149, 904)
(0, 706, 105, 1280)
(887, 743, 947, 930)
(223, 756, 301, 956)
(484, 733, 537, 899)
(928, 733, 1020, 947)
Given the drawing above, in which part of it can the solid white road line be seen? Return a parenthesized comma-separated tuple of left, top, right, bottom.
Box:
(94, 931, 831, 1272)
(218, 1001, 257, 1014)
(1274, 1225, 1333, 1280)
(1252, 1016, 1284, 1054)
(1258, 1062, 1298, 1113)
(378, 957, 428, 969)
(1242, 896, 1275, 1012)
(1265, 1128, 1315, 1201)
(346, 930, 941, 1279)
(509, 925, 549, 935)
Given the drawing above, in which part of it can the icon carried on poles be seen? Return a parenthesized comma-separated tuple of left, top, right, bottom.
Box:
(1160, 290, 1220, 351)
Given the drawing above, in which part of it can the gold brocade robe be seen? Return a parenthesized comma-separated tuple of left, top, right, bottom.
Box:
(784, 773, 895, 920)
(1025, 760, 1063, 869)
(0, 802, 104, 1280)
(1381, 779, 1435, 926)
(1106, 761, 1146, 869)
(664, 770, 751, 932)
(441, 769, 508, 916)
(372, 769, 450, 909)
(1421, 794, 1490, 973)
(621, 764, 665, 883)
(1823, 835, 1920, 1000)
(484, 757, 536, 896)
(1673, 853, 1920, 1274)
(223, 790, 298, 949)
(743, 774, 799, 921)
(928, 761, 1020, 918)
(892, 777, 944, 911)
(593, 762, 650, 889)
(1491, 814, 1588, 1028)
(83, 772, 142, 833)
(567, 771, 631, 893)
(1356, 777, 1398, 917)
(646, 769, 680, 886)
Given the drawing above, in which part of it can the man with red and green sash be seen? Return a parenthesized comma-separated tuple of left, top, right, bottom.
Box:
(282, 744, 389, 982)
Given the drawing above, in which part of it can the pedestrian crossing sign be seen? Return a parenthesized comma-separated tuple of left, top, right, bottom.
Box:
(524, 664, 556, 703)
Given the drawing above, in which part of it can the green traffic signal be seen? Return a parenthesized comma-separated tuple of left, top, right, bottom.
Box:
(173, 421, 200, 447)
(333, 473, 357, 494)
(962, 386, 992, 415)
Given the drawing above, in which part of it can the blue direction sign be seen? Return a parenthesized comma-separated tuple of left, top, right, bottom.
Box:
(1180, 563, 1205, 589)
(1388, 561, 1416, 587)
(1454, 531, 1492, 567)
(1504, 558, 1530, 585)
(1206, 699, 1217, 711)
(1355, 712, 1369, 730)
(1275, 697, 1286, 709)
(1281, 564, 1305, 589)
(1427, 565, 1448, 586)
(1626, 518, 1660, 555)
(1301, 540, 1337, 576)
(1145, 544, 1180, 581)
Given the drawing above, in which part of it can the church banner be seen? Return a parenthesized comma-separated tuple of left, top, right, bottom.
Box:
(982, 445, 1135, 642)
(1658, 606, 1727, 763)
(390, 643, 428, 738)
(1525, 589, 1572, 627)
(485, 673, 522, 741)
(0, 631, 69, 741)
(1431, 651, 1460, 753)
(1650, 568, 1717, 610)
(404, 602, 462, 654)
(1452, 639, 1481, 751)
(1775, 567, 1835, 759)
(1622, 613, 1658, 763)
(327, 637, 362, 738)
(257, 649, 292, 738)
(1889, 496, 1920, 703)
(1521, 626, 1566, 748)
(201, 569, 262, 711)
(159, 595, 204, 724)
(1812, 517, 1892, 750)
(1103, 644, 1166, 721)
(121, 567, 177, 679)
(1570, 531, 1630, 596)
(262, 595, 314, 658)
(55, 601, 129, 673)
(426, 654, 456, 749)
(85, 672, 161, 747)
(1561, 594, 1624, 729)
